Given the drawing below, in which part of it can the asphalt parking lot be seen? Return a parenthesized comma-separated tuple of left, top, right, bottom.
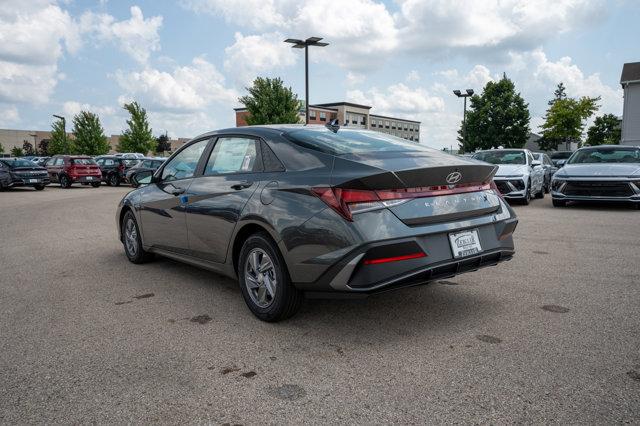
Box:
(1, 186, 639, 424)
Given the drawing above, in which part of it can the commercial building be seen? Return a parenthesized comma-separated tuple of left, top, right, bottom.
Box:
(235, 101, 421, 142)
(620, 62, 640, 146)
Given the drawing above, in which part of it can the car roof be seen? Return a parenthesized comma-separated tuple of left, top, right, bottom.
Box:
(578, 145, 639, 150)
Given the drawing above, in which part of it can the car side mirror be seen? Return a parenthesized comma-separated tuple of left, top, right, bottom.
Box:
(130, 170, 154, 186)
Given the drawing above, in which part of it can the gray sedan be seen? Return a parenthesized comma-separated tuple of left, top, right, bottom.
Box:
(551, 145, 640, 208)
(118, 125, 518, 321)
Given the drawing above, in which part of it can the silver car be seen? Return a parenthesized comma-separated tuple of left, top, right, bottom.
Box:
(551, 145, 640, 208)
(472, 149, 545, 204)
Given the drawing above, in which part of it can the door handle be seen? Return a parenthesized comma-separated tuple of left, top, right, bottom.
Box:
(231, 181, 253, 190)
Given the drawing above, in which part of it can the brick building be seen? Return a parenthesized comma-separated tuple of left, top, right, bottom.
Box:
(234, 101, 421, 142)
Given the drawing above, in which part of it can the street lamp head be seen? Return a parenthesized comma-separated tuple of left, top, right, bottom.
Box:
(466, 89, 474, 96)
(284, 37, 329, 48)
(453, 90, 462, 97)
(52, 114, 65, 121)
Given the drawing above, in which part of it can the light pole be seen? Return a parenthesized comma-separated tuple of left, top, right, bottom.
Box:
(29, 133, 37, 154)
(453, 89, 474, 150)
(284, 37, 329, 124)
(53, 114, 66, 152)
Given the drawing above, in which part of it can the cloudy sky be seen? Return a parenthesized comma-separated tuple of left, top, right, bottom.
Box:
(0, 0, 637, 149)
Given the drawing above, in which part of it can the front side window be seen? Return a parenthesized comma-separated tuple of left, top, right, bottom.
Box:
(568, 148, 640, 164)
(205, 137, 260, 175)
(55, 158, 64, 166)
(161, 139, 209, 181)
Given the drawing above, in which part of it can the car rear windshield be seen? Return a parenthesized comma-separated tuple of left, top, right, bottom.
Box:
(473, 151, 526, 165)
(71, 158, 97, 165)
(568, 148, 640, 164)
(1, 159, 36, 168)
(550, 151, 573, 159)
(284, 128, 428, 155)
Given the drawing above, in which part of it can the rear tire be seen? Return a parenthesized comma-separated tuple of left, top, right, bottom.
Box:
(59, 175, 71, 188)
(238, 232, 302, 322)
(34, 185, 45, 191)
(552, 199, 567, 208)
(121, 211, 154, 264)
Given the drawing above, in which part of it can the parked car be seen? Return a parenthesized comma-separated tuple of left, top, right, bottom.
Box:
(532, 152, 558, 193)
(35, 157, 51, 167)
(550, 151, 573, 168)
(0, 158, 50, 190)
(116, 153, 145, 160)
(472, 149, 545, 204)
(125, 157, 166, 187)
(95, 155, 134, 186)
(118, 125, 518, 321)
(45, 155, 102, 188)
(551, 145, 640, 208)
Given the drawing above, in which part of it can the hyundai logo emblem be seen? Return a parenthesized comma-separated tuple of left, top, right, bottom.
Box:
(446, 171, 462, 184)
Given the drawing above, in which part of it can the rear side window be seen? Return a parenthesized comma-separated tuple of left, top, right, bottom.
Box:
(285, 128, 427, 156)
(204, 137, 261, 175)
(72, 158, 96, 165)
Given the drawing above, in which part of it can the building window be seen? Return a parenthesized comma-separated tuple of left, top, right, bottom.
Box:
(352, 114, 358, 124)
(391, 121, 396, 129)
(361, 116, 366, 125)
(404, 124, 408, 131)
(371, 121, 376, 128)
(378, 120, 383, 127)
(319, 111, 326, 122)
(385, 120, 390, 129)
(309, 110, 317, 120)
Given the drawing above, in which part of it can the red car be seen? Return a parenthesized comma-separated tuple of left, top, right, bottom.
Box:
(45, 155, 102, 188)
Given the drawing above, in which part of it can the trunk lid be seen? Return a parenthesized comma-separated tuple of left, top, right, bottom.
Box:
(331, 151, 501, 225)
(332, 150, 496, 189)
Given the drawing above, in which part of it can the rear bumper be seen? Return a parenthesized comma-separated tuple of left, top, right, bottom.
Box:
(292, 199, 517, 295)
(70, 175, 101, 183)
(8, 177, 50, 187)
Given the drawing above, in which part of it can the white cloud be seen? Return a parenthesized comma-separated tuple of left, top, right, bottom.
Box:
(0, 105, 20, 127)
(346, 72, 365, 86)
(62, 101, 116, 118)
(180, 0, 290, 29)
(0, 1, 79, 103)
(224, 32, 297, 86)
(395, 0, 606, 56)
(114, 56, 237, 112)
(80, 6, 162, 64)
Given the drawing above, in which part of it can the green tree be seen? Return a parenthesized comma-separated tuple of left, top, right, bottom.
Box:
(72, 111, 110, 155)
(11, 146, 24, 157)
(239, 77, 300, 125)
(458, 75, 530, 153)
(585, 113, 621, 146)
(49, 118, 74, 155)
(539, 96, 599, 151)
(22, 140, 35, 156)
(156, 133, 171, 153)
(117, 102, 156, 154)
(548, 82, 567, 106)
(38, 139, 50, 156)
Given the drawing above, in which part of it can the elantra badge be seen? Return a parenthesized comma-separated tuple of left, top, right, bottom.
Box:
(446, 171, 462, 184)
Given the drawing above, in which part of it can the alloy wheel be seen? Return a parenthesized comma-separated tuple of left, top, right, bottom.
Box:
(124, 218, 138, 257)
(244, 248, 277, 308)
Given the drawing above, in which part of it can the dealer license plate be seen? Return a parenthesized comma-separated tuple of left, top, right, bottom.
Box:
(449, 229, 482, 259)
(86, 176, 93, 180)
(28, 179, 38, 183)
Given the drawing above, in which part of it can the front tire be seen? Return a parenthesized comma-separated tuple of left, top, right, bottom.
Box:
(238, 233, 302, 322)
(121, 211, 154, 264)
(552, 199, 567, 208)
(522, 181, 531, 205)
(34, 184, 45, 191)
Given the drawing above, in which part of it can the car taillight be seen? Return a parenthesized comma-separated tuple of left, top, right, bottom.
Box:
(312, 182, 491, 221)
